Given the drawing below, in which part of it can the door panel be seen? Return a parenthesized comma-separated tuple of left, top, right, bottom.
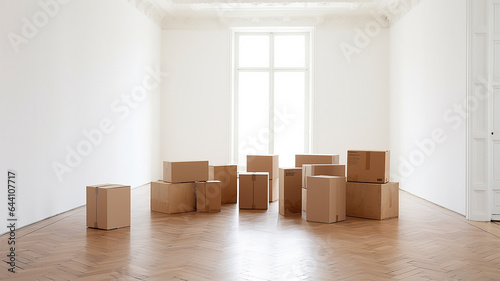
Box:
(492, 88, 500, 215)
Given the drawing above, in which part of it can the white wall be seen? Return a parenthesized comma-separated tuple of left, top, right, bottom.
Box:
(161, 28, 231, 165)
(314, 19, 391, 164)
(0, 0, 161, 230)
(160, 18, 391, 166)
(390, 0, 467, 214)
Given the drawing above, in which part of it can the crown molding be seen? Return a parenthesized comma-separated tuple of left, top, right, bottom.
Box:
(128, 0, 168, 27)
(130, 0, 425, 30)
(382, 0, 425, 26)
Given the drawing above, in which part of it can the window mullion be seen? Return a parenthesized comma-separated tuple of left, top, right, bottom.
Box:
(269, 32, 275, 155)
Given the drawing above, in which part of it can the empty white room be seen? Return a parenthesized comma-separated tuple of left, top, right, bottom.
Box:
(1, 0, 500, 280)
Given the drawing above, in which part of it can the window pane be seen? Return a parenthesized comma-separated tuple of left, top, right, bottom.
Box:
(274, 35, 305, 68)
(238, 35, 269, 68)
(274, 72, 305, 167)
(238, 72, 269, 169)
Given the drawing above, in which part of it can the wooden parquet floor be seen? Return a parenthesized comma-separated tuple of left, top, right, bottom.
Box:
(2, 184, 500, 280)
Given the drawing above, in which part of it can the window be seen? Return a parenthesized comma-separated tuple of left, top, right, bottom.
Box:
(232, 30, 311, 169)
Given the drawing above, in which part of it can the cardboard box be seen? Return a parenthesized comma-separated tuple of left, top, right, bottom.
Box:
(302, 164, 345, 189)
(346, 182, 399, 220)
(247, 155, 279, 179)
(239, 172, 269, 210)
(150, 181, 196, 214)
(279, 168, 302, 215)
(295, 154, 340, 168)
(347, 150, 390, 183)
(196, 181, 222, 213)
(306, 176, 346, 224)
(209, 165, 237, 204)
(302, 187, 307, 212)
(87, 184, 131, 230)
(269, 178, 279, 202)
(163, 161, 209, 183)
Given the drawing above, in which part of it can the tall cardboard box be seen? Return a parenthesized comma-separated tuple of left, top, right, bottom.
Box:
(295, 154, 340, 168)
(239, 172, 269, 210)
(279, 168, 302, 215)
(163, 161, 209, 183)
(302, 164, 345, 189)
(247, 155, 279, 202)
(196, 181, 222, 213)
(346, 182, 399, 220)
(87, 184, 131, 230)
(302, 188, 307, 212)
(306, 176, 346, 224)
(209, 165, 237, 204)
(347, 150, 390, 183)
(150, 181, 196, 214)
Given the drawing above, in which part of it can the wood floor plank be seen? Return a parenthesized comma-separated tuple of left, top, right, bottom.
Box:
(1, 184, 500, 280)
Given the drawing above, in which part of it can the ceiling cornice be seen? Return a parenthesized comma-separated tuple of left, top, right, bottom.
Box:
(382, 0, 424, 26)
(127, 0, 426, 29)
(127, 0, 168, 27)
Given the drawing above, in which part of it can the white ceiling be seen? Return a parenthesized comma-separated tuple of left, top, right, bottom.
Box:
(150, 0, 417, 22)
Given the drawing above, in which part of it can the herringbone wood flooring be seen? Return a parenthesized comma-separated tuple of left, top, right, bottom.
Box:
(1, 184, 500, 280)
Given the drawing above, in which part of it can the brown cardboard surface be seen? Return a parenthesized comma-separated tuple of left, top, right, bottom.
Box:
(163, 161, 209, 183)
(302, 164, 346, 189)
(86, 184, 131, 230)
(347, 150, 390, 183)
(239, 172, 268, 210)
(196, 181, 222, 213)
(150, 181, 196, 214)
(306, 176, 346, 224)
(295, 154, 340, 168)
(247, 155, 279, 179)
(346, 182, 399, 220)
(269, 178, 279, 202)
(279, 168, 302, 216)
(209, 165, 237, 204)
(302, 187, 307, 212)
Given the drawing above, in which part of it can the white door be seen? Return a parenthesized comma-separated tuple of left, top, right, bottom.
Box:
(491, 0, 500, 220)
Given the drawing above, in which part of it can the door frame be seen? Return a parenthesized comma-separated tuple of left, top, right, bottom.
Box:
(466, 0, 494, 221)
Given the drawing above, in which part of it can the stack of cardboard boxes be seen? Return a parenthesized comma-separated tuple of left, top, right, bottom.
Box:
(296, 155, 346, 224)
(247, 155, 279, 202)
(294, 154, 340, 212)
(86, 150, 400, 230)
(151, 161, 225, 214)
(238, 155, 279, 210)
(346, 150, 399, 220)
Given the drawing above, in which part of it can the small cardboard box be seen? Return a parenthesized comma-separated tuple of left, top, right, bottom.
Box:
(247, 155, 279, 179)
(295, 154, 340, 168)
(196, 181, 222, 213)
(239, 172, 269, 210)
(306, 176, 346, 224)
(279, 168, 302, 215)
(163, 161, 209, 183)
(87, 184, 131, 230)
(302, 164, 345, 189)
(346, 182, 399, 220)
(269, 178, 279, 202)
(347, 150, 390, 183)
(209, 165, 237, 204)
(150, 181, 196, 214)
(302, 187, 307, 212)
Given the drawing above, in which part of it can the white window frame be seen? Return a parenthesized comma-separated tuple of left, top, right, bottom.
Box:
(230, 27, 314, 166)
